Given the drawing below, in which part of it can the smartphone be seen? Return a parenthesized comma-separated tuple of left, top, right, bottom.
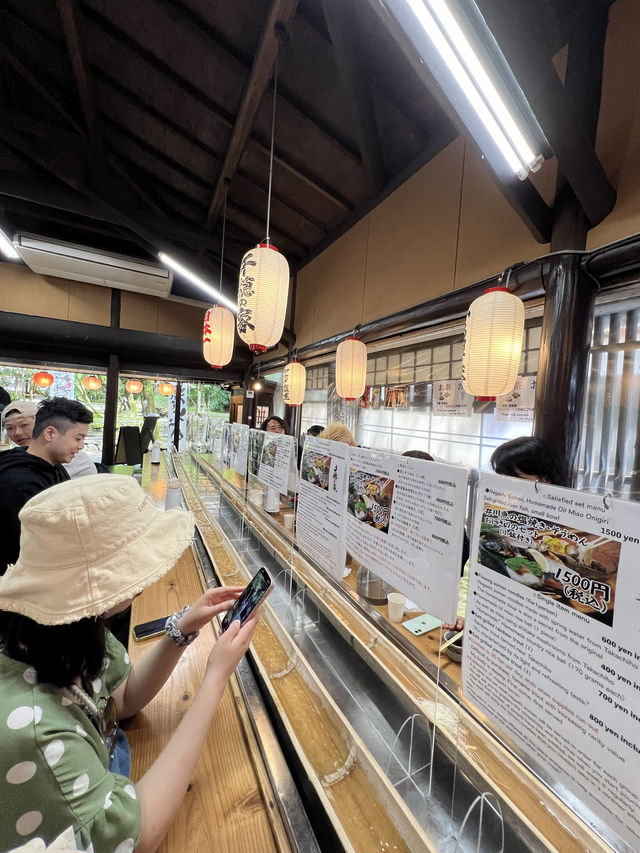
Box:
(402, 613, 442, 636)
(133, 616, 169, 641)
(220, 567, 272, 632)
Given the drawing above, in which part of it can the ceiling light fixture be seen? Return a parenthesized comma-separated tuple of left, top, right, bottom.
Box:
(159, 252, 238, 313)
(394, 0, 545, 179)
(0, 227, 19, 260)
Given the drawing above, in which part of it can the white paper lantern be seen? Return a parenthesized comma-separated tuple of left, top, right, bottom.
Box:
(237, 243, 289, 352)
(336, 337, 367, 401)
(462, 287, 525, 397)
(283, 361, 306, 407)
(203, 305, 235, 368)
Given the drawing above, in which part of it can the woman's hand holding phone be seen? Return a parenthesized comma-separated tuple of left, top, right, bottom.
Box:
(206, 611, 260, 678)
(175, 586, 245, 636)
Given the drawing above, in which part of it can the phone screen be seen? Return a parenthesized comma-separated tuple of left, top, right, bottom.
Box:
(133, 616, 169, 641)
(220, 568, 272, 632)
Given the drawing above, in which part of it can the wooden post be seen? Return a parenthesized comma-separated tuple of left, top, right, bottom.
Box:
(101, 353, 119, 466)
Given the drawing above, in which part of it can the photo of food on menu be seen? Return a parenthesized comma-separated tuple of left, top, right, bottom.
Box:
(301, 451, 332, 491)
(477, 502, 620, 626)
(347, 469, 395, 535)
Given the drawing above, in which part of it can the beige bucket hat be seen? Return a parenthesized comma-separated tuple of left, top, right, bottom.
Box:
(0, 474, 193, 625)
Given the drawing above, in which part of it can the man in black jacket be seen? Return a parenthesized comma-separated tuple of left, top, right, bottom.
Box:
(0, 397, 93, 574)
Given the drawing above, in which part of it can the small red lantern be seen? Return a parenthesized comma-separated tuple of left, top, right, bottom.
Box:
(82, 375, 102, 391)
(158, 382, 175, 397)
(33, 371, 54, 388)
(126, 379, 143, 394)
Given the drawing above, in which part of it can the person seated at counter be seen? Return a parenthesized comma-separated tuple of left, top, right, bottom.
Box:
(305, 424, 324, 438)
(444, 436, 567, 633)
(319, 422, 357, 446)
(0, 474, 255, 853)
(260, 415, 287, 434)
(0, 398, 94, 576)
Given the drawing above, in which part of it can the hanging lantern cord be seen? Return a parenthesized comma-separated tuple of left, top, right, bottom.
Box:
(219, 180, 229, 294)
(264, 55, 279, 247)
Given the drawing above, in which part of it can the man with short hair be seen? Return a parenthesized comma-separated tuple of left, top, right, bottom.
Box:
(0, 397, 93, 574)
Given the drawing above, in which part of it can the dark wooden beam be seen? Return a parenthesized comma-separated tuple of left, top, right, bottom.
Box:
(321, 0, 385, 194)
(205, 0, 300, 229)
(1, 44, 84, 135)
(55, 0, 103, 158)
(476, 0, 615, 228)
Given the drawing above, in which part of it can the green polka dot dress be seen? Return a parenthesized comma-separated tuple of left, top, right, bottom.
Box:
(1, 632, 141, 852)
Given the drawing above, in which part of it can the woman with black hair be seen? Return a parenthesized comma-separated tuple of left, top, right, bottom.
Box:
(0, 475, 257, 853)
(490, 436, 567, 486)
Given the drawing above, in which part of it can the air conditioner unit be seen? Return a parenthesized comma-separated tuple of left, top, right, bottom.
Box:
(13, 233, 173, 298)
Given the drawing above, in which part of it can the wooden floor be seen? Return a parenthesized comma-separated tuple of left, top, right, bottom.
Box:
(124, 458, 288, 853)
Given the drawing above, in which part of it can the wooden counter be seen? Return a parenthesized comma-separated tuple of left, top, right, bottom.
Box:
(124, 457, 289, 853)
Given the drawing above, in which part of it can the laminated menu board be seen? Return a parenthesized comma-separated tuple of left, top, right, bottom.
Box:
(432, 380, 473, 416)
(210, 420, 225, 472)
(297, 437, 349, 580)
(256, 432, 295, 494)
(222, 422, 248, 485)
(463, 473, 640, 850)
(344, 448, 468, 622)
(495, 374, 536, 422)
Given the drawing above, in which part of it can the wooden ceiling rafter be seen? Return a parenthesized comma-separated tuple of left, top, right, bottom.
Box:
(205, 0, 300, 230)
(321, 0, 385, 195)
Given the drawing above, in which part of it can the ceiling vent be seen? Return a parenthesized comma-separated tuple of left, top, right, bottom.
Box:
(13, 233, 173, 298)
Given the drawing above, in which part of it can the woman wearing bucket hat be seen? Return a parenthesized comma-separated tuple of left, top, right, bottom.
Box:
(0, 474, 257, 853)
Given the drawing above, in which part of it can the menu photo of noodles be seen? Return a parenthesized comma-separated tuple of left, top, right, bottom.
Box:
(347, 469, 395, 534)
(478, 502, 620, 626)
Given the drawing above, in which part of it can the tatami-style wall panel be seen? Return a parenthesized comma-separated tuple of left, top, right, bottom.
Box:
(68, 281, 111, 325)
(119, 291, 159, 334)
(0, 264, 70, 320)
(157, 298, 204, 339)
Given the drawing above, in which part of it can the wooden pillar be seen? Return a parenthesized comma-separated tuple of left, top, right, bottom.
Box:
(533, 255, 598, 484)
(101, 353, 119, 466)
(173, 381, 182, 450)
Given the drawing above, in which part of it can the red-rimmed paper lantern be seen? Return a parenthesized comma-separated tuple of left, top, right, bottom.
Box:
(33, 371, 54, 388)
(336, 337, 367, 401)
(82, 375, 102, 391)
(126, 379, 143, 394)
(237, 243, 289, 353)
(462, 287, 525, 398)
(158, 382, 175, 397)
(283, 360, 306, 407)
(203, 305, 235, 368)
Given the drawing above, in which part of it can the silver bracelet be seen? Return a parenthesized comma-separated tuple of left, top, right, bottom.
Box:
(165, 605, 199, 648)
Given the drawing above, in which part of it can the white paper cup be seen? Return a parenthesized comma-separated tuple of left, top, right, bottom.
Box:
(164, 478, 182, 511)
(387, 592, 406, 623)
(283, 513, 295, 531)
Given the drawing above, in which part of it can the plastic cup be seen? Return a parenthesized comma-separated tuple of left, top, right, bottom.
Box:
(387, 592, 406, 623)
(164, 478, 182, 510)
(283, 513, 295, 531)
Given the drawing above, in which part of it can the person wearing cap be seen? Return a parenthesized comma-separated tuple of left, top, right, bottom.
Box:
(0, 474, 255, 853)
(2, 398, 99, 479)
(0, 397, 93, 575)
(2, 400, 40, 447)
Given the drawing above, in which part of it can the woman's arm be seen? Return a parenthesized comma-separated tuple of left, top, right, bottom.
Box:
(112, 586, 243, 719)
(133, 614, 258, 853)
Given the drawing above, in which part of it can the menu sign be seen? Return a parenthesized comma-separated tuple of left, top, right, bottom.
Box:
(228, 423, 249, 477)
(432, 380, 473, 417)
(464, 473, 640, 849)
(495, 374, 536, 422)
(257, 433, 295, 494)
(297, 437, 349, 580)
(211, 420, 225, 472)
(344, 448, 467, 621)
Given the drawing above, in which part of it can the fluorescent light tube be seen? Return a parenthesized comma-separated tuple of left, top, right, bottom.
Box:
(0, 227, 20, 260)
(405, 0, 543, 177)
(159, 252, 238, 313)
